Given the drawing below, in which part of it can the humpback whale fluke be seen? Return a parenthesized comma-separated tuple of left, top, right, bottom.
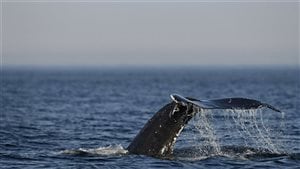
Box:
(172, 94, 281, 112)
(127, 94, 281, 157)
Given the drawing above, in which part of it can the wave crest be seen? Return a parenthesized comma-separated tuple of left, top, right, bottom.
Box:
(59, 144, 128, 156)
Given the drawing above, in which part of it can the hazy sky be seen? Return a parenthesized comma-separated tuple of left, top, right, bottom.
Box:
(2, 1, 299, 67)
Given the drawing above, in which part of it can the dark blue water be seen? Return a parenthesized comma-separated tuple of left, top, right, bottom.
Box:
(1, 67, 300, 168)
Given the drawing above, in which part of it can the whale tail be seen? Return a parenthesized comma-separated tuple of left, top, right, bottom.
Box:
(127, 94, 281, 157)
(171, 94, 281, 112)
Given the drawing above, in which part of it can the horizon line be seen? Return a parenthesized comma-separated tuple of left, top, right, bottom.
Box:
(2, 63, 299, 70)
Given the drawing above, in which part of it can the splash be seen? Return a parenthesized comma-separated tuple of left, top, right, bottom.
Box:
(193, 107, 221, 155)
(59, 144, 128, 156)
(227, 109, 281, 153)
(178, 107, 285, 159)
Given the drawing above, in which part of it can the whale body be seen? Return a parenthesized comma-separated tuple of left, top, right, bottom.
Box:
(127, 94, 281, 157)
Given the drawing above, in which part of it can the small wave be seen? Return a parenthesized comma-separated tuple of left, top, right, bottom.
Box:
(173, 145, 289, 161)
(58, 144, 128, 156)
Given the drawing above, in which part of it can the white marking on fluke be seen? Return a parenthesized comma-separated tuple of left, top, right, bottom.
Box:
(170, 94, 189, 106)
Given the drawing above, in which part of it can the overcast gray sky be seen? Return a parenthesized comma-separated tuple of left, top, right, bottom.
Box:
(2, 1, 299, 67)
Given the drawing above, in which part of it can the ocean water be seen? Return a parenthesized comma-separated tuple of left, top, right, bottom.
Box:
(1, 67, 299, 168)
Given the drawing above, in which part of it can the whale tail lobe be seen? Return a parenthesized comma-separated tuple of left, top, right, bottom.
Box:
(171, 94, 281, 112)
